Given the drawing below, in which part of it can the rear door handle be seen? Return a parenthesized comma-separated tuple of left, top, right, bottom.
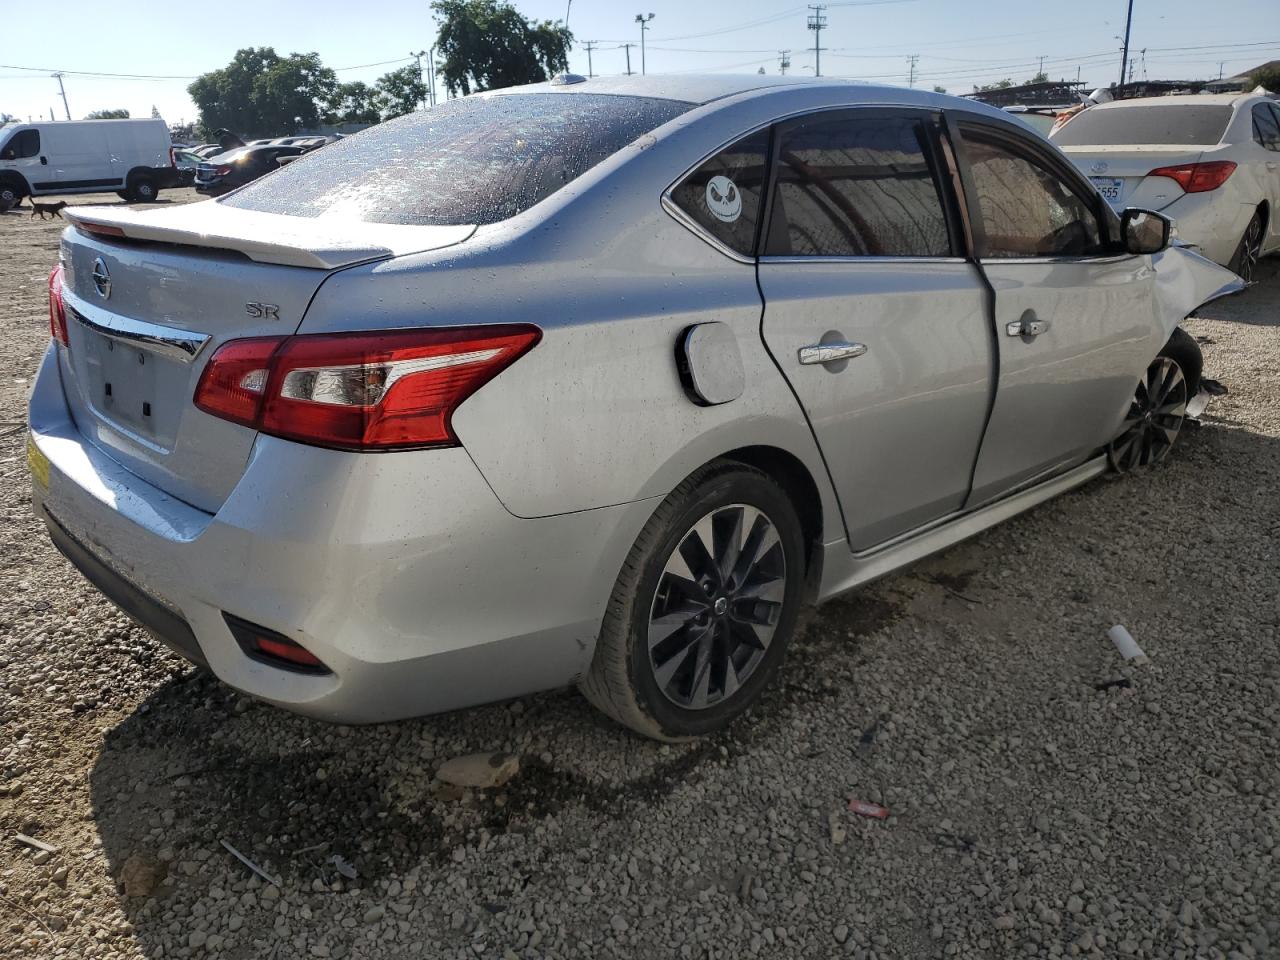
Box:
(1006, 315, 1051, 338)
(40, 155, 48, 165)
(798, 341, 868, 365)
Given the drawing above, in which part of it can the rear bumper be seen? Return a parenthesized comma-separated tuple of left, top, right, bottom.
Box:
(28, 344, 654, 723)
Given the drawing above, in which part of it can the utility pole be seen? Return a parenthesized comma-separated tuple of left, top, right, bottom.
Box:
(635, 13, 655, 75)
(1038, 55, 1046, 75)
(807, 5, 827, 78)
(1218, 61, 1225, 80)
(1118, 0, 1135, 88)
(622, 43, 635, 76)
(778, 50, 791, 76)
(427, 47, 438, 107)
(906, 54, 919, 88)
(410, 51, 428, 109)
(584, 40, 597, 77)
(51, 72, 70, 121)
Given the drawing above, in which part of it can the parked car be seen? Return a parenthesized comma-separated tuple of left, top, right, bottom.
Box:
(1002, 105, 1066, 137)
(1052, 93, 1280, 282)
(194, 145, 304, 195)
(31, 77, 1239, 740)
(0, 118, 182, 206)
(191, 144, 224, 159)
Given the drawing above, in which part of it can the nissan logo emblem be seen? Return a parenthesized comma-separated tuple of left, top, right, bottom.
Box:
(1090, 160, 1108, 175)
(91, 258, 111, 299)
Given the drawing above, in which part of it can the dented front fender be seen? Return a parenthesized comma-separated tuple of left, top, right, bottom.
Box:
(1153, 242, 1245, 335)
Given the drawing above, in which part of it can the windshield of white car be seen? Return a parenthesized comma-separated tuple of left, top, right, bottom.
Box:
(1052, 104, 1233, 146)
(220, 93, 693, 226)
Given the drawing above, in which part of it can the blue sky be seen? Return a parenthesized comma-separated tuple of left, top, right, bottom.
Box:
(2, 0, 1276, 125)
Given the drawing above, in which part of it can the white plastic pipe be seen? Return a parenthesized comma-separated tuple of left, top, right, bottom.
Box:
(1108, 624, 1148, 664)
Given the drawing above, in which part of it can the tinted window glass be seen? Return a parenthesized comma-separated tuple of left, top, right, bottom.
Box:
(1253, 104, 1280, 151)
(2, 129, 39, 159)
(764, 114, 953, 258)
(670, 129, 770, 256)
(1051, 104, 1232, 146)
(960, 127, 1104, 258)
(223, 94, 691, 226)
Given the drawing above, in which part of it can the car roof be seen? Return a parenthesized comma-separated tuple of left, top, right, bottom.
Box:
(1087, 93, 1263, 110)
(491, 73, 957, 109)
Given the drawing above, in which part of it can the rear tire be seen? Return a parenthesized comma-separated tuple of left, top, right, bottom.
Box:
(127, 177, 158, 202)
(580, 461, 806, 741)
(1228, 211, 1264, 285)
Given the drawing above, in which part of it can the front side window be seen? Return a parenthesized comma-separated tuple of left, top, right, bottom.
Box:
(669, 129, 770, 257)
(764, 113, 954, 257)
(959, 126, 1105, 258)
(1, 129, 39, 160)
(1252, 104, 1280, 151)
(223, 93, 691, 226)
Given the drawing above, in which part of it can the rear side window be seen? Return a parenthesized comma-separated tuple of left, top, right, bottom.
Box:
(223, 94, 691, 226)
(763, 113, 954, 258)
(1051, 104, 1232, 146)
(960, 126, 1105, 258)
(669, 129, 771, 257)
(1253, 104, 1280, 151)
(1, 129, 40, 160)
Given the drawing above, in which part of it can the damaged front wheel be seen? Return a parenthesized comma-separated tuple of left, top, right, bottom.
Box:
(1108, 355, 1189, 473)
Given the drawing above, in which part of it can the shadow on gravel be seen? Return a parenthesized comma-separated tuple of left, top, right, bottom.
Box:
(1210, 256, 1279, 326)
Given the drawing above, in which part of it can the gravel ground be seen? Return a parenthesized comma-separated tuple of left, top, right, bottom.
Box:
(1, 192, 1278, 960)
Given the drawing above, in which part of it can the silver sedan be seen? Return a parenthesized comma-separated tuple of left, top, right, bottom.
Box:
(29, 75, 1240, 740)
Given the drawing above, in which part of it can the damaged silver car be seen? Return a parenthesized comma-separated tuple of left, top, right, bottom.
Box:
(29, 76, 1241, 741)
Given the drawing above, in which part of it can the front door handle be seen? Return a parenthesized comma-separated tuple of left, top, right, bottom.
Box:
(40, 155, 48, 165)
(1006, 314, 1050, 338)
(798, 341, 868, 365)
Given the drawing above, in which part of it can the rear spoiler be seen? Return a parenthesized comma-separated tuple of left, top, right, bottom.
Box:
(64, 203, 475, 270)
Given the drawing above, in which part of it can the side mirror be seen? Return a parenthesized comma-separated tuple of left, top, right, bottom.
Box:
(0, 150, 14, 161)
(1121, 208, 1172, 255)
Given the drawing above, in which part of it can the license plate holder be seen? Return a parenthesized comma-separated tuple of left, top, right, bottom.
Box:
(82, 328, 162, 436)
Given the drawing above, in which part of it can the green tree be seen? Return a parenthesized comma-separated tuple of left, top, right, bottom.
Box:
(375, 65, 427, 119)
(432, 0, 572, 97)
(86, 108, 130, 119)
(932, 85, 947, 94)
(328, 81, 383, 125)
(1250, 63, 1280, 92)
(1026, 71, 1049, 84)
(973, 78, 1014, 93)
(188, 47, 338, 137)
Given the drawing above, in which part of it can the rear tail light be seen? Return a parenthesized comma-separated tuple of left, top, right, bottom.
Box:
(193, 325, 540, 450)
(224, 614, 330, 675)
(214, 165, 231, 176)
(1146, 160, 1237, 194)
(48, 264, 68, 346)
(169, 147, 177, 168)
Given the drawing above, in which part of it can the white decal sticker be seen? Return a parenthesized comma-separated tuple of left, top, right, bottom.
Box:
(705, 175, 742, 223)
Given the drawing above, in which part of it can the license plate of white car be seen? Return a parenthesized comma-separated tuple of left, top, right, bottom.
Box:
(1090, 177, 1123, 204)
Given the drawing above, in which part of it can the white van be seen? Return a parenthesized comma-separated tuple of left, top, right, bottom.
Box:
(0, 118, 182, 206)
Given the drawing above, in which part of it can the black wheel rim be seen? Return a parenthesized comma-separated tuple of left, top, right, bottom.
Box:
(647, 503, 786, 711)
(1240, 217, 1262, 285)
(1108, 356, 1187, 472)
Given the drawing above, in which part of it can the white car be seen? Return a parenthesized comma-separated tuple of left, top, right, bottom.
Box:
(1052, 93, 1280, 282)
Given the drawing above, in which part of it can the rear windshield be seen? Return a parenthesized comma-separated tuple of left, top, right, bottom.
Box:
(1052, 104, 1233, 146)
(221, 93, 692, 226)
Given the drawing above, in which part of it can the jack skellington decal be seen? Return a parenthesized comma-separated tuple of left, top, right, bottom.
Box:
(704, 175, 743, 223)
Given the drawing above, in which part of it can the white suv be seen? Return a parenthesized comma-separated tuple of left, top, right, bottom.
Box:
(1052, 93, 1280, 282)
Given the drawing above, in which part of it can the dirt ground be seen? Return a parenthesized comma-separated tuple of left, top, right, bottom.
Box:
(1, 191, 1278, 960)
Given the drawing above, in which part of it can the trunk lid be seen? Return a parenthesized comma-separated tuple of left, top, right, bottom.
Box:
(1060, 145, 1210, 211)
(56, 205, 474, 513)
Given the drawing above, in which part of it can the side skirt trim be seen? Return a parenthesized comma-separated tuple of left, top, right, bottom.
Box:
(816, 455, 1108, 602)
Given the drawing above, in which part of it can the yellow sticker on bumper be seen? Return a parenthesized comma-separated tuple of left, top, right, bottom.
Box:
(27, 435, 50, 490)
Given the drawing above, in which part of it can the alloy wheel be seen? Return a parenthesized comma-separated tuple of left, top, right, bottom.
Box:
(647, 503, 787, 710)
(1108, 356, 1188, 472)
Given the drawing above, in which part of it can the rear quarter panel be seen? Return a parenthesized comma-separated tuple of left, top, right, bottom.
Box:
(298, 93, 842, 529)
